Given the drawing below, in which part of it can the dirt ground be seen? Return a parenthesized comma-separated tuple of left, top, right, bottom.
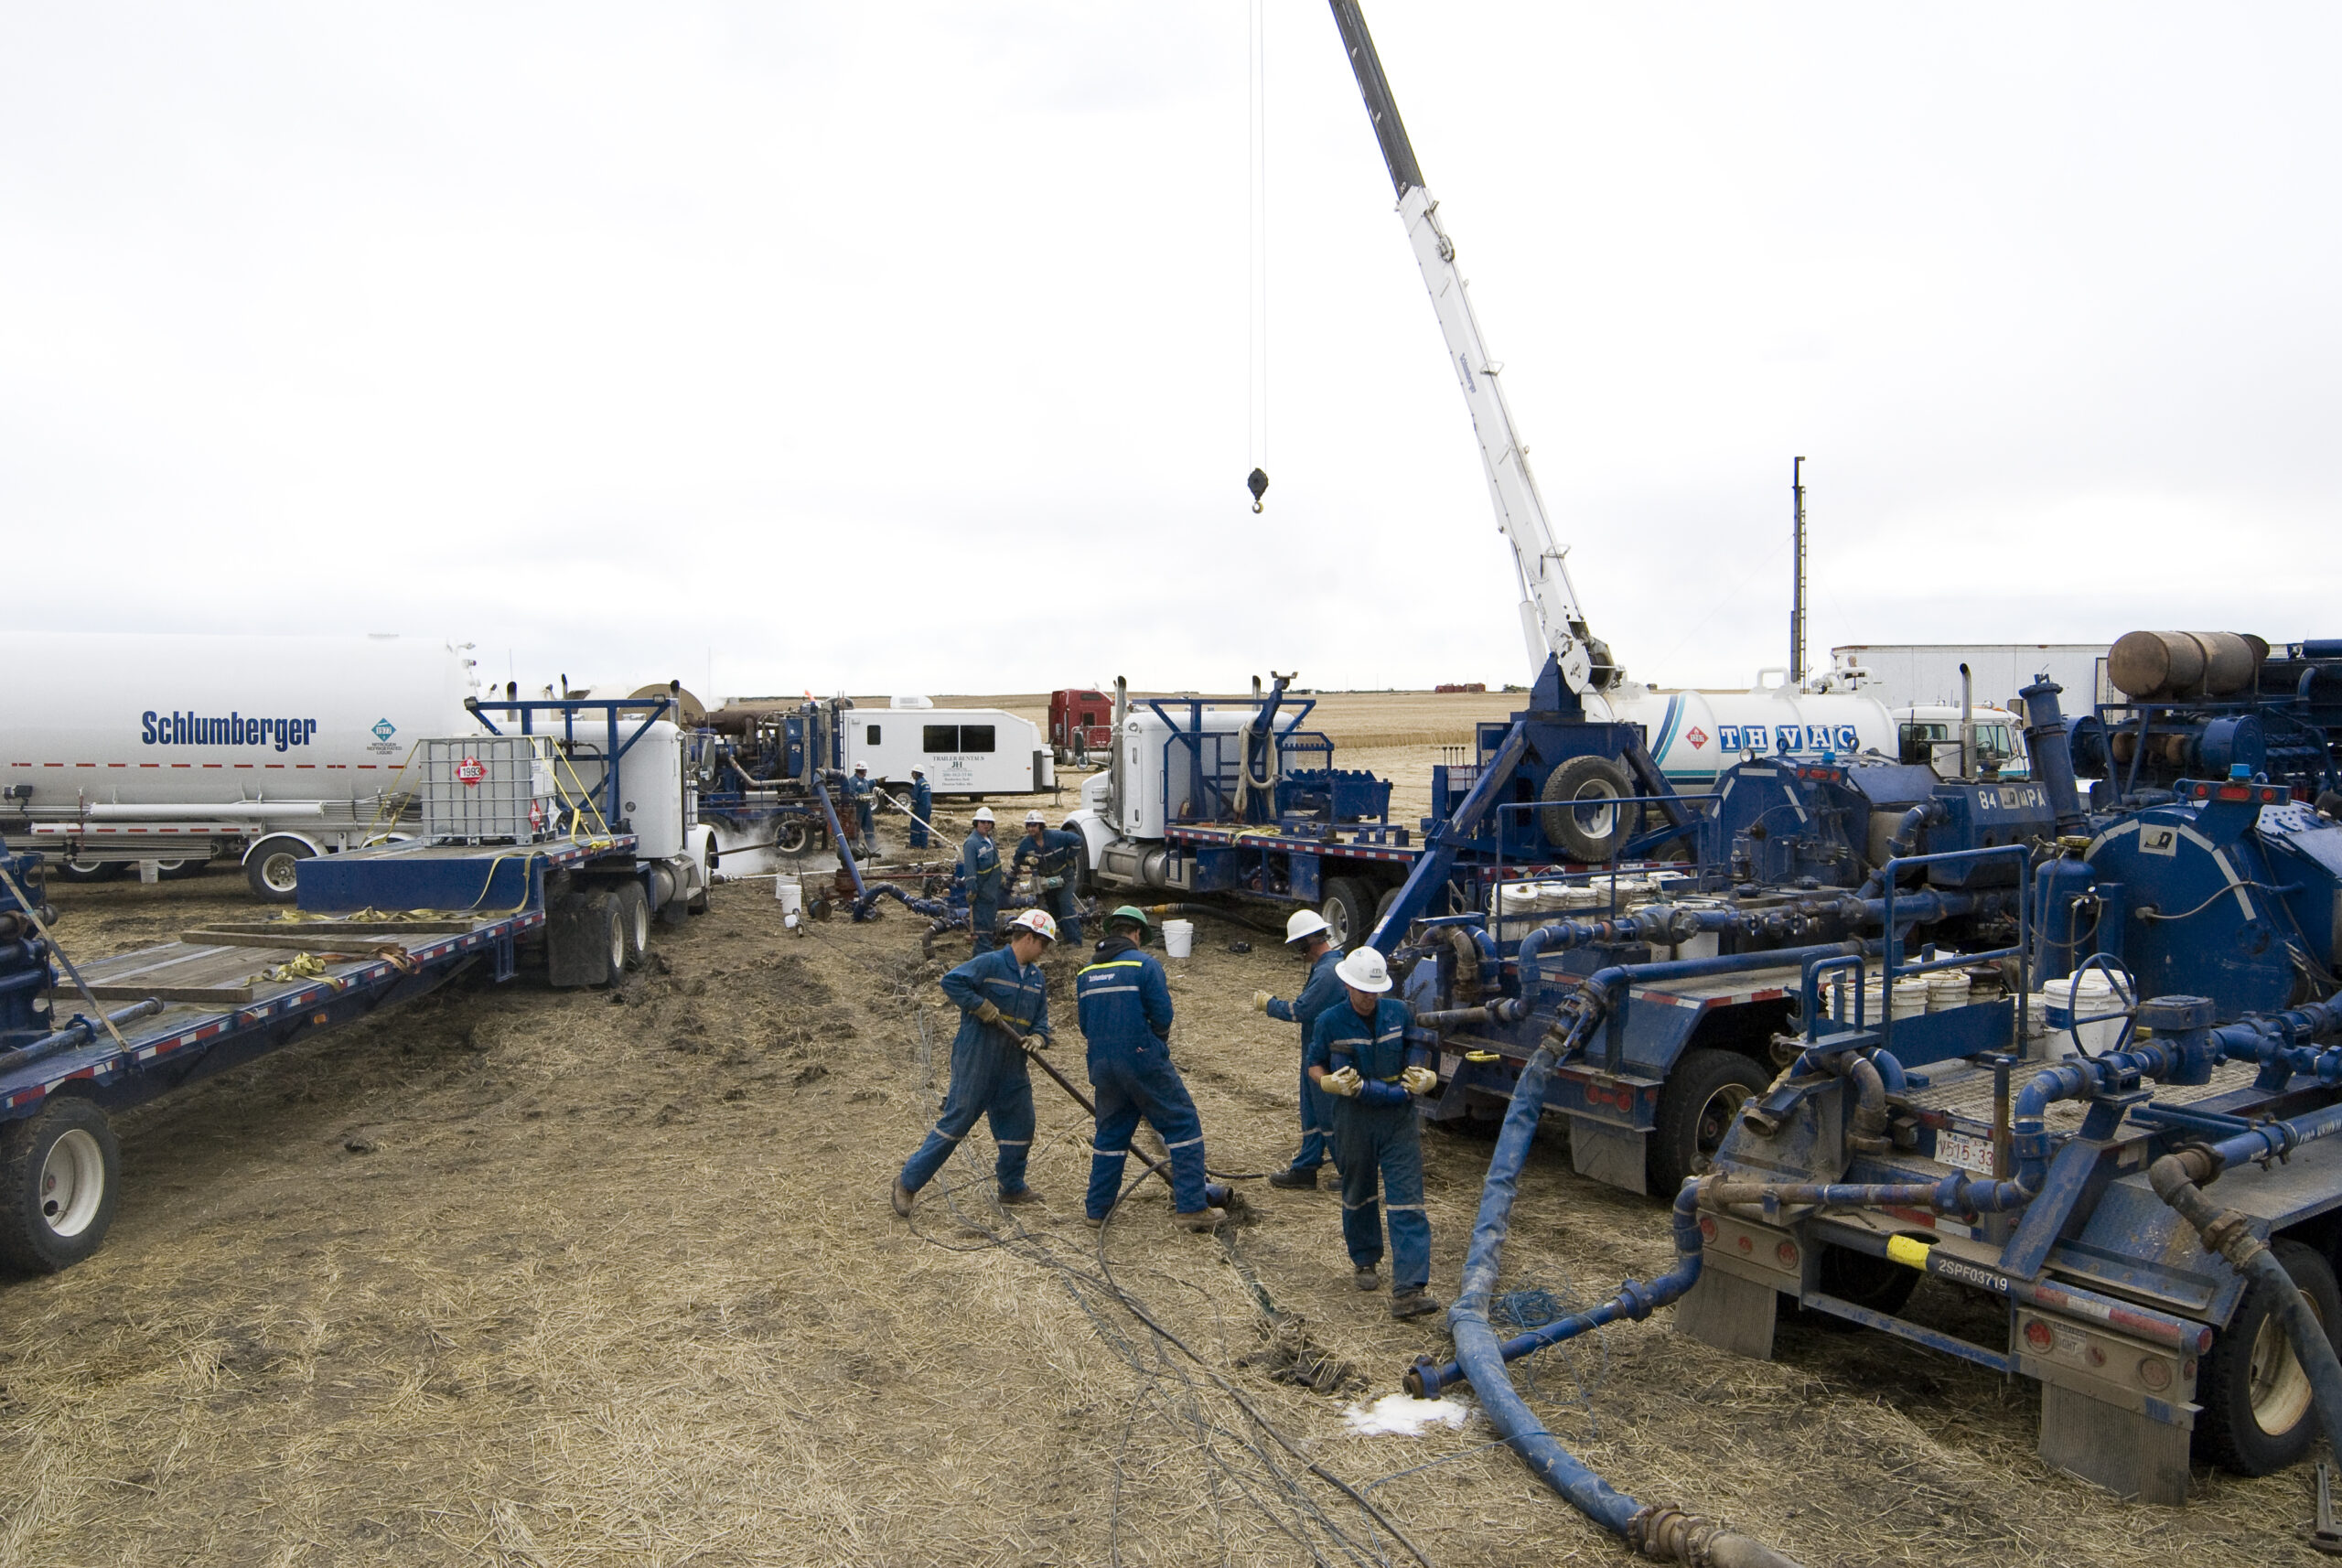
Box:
(0, 752, 2326, 1564)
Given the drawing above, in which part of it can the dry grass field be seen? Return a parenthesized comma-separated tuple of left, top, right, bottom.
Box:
(0, 694, 2319, 1566)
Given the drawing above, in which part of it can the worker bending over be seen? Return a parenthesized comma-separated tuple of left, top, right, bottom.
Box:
(846, 762, 877, 857)
(1252, 908, 1346, 1190)
(961, 807, 1004, 952)
(1013, 809, 1087, 948)
(1308, 947, 1442, 1318)
(893, 909, 1059, 1216)
(907, 766, 932, 851)
(1077, 906, 1225, 1232)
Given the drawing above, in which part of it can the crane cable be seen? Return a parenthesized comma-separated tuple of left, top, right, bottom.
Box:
(1244, 0, 1270, 513)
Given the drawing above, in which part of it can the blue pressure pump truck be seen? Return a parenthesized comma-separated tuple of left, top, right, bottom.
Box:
(0, 696, 710, 1275)
(1381, 664, 2342, 1517)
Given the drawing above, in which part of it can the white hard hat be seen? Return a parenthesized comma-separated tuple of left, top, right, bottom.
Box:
(854, 761, 868, 771)
(912, 765, 926, 776)
(972, 807, 994, 822)
(1024, 810, 1046, 825)
(1335, 947, 1392, 993)
(1284, 908, 1331, 944)
(1008, 908, 1058, 942)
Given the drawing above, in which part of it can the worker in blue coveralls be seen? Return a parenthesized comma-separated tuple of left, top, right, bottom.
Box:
(892, 908, 1059, 1217)
(1252, 908, 1346, 1191)
(961, 806, 1004, 952)
(907, 766, 932, 851)
(1078, 906, 1226, 1232)
(1013, 809, 1086, 949)
(846, 762, 877, 857)
(1308, 946, 1443, 1318)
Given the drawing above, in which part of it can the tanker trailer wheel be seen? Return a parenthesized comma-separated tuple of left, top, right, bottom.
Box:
(1320, 877, 1371, 951)
(1650, 1048, 1767, 1193)
(0, 1098, 121, 1275)
(244, 835, 315, 902)
(775, 819, 813, 855)
(2196, 1239, 2339, 1474)
(1539, 756, 1634, 862)
(54, 860, 121, 885)
(154, 858, 208, 881)
(615, 883, 651, 969)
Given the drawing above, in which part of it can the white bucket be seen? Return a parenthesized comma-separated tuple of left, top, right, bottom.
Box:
(1889, 977, 1929, 1020)
(1925, 972, 1973, 1013)
(777, 877, 803, 928)
(1162, 918, 1195, 959)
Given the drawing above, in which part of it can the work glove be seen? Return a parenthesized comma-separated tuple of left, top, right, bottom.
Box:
(1027, 1029, 1052, 1051)
(1319, 1066, 1362, 1098)
(1252, 991, 1273, 1014)
(1401, 1065, 1440, 1096)
(974, 1000, 1004, 1026)
(1359, 1079, 1412, 1109)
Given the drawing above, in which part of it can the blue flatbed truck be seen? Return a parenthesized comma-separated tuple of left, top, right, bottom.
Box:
(0, 698, 707, 1275)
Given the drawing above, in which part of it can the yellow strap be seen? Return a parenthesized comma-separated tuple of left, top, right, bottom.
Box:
(1079, 960, 1146, 974)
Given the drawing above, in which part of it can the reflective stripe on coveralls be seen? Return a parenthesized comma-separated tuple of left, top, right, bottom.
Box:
(908, 776, 933, 848)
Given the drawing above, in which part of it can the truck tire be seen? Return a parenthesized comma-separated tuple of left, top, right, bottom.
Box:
(1320, 877, 1371, 951)
(2196, 1239, 2339, 1474)
(1810, 1243, 1921, 1325)
(615, 883, 651, 969)
(0, 1098, 121, 1275)
(690, 843, 715, 913)
(244, 835, 316, 901)
(597, 894, 628, 982)
(1650, 1048, 1767, 1193)
(154, 858, 208, 881)
(54, 860, 120, 885)
(1540, 756, 1634, 862)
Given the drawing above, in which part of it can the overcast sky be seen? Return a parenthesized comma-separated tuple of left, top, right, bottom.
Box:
(5, 3, 2336, 702)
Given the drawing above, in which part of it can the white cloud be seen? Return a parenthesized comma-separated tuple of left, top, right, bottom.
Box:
(3, 2, 2334, 702)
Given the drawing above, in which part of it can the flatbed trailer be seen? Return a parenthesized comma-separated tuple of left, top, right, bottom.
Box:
(0, 830, 650, 1274)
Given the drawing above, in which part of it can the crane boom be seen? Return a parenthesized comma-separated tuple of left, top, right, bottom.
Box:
(1327, 1, 1616, 696)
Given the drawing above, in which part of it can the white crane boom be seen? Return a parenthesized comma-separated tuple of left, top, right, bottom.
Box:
(1327, 1, 1616, 696)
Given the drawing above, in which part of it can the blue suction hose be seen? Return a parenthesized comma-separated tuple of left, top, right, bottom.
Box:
(1433, 1006, 1803, 1567)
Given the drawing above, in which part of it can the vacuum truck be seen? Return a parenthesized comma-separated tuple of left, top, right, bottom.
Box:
(0, 631, 478, 897)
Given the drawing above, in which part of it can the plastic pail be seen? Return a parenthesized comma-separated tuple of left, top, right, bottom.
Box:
(778, 878, 803, 928)
(1162, 919, 1194, 958)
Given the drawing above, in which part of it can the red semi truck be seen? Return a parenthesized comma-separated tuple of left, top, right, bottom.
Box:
(1047, 688, 1112, 764)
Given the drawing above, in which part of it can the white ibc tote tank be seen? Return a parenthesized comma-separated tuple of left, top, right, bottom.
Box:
(0, 631, 478, 811)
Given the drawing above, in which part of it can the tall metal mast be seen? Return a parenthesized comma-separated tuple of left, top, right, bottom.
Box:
(1790, 456, 1808, 684)
(1327, 1, 1616, 695)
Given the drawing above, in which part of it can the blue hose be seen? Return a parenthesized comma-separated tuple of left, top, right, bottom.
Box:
(1439, 1009, 1804, 1566)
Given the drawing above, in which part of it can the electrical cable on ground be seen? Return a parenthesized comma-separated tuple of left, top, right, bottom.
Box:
(845, 931, 1432, 1567)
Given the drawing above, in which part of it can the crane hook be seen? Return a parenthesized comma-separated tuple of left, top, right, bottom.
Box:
(1247, 467, 1270, 514)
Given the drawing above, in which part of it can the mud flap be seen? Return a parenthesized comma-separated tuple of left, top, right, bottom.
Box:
(547, 894, 614, 988)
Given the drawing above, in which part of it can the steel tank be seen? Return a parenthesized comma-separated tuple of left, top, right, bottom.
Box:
(1593, 680, 1898, 791)
(0, 632, 478, 811)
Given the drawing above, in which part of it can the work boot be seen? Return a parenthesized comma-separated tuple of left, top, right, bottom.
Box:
(1174, 1206, 1228, 1233)
(999, 1187, 1043, 1208)
(1268, 1166, 1320, 1191)
(1391, 1290, 1442, 1320)
(1083, 1212, 1106, 1230)
(891, 1180, 916, 1218)
(1354, 1265, 1380, 1292)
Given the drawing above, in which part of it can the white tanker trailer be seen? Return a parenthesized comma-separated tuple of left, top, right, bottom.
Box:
(1596, 674, 1899, 792)
(0, 631, 478, 897)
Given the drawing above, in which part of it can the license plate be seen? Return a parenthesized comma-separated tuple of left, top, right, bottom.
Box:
(1936, 1130, 1996, 1176)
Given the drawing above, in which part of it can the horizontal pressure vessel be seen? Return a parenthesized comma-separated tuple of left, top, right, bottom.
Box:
(1596, 683, 1899, 791)
(0, 632, 477, 811)
(2107, 630, 2261, 700)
